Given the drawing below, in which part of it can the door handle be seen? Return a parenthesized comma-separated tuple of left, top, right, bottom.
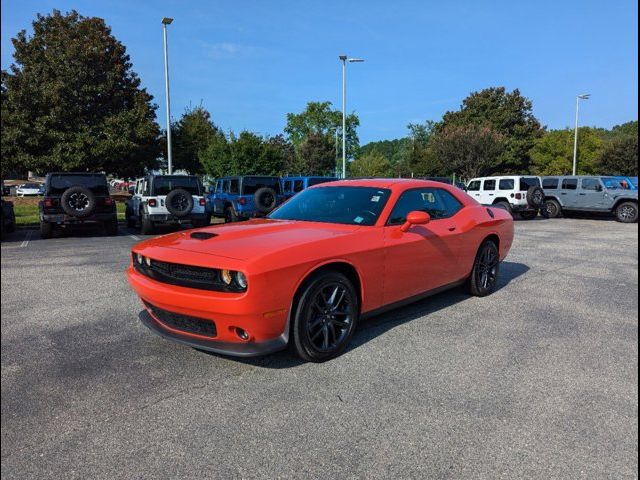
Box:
(579, 193, 586, 196)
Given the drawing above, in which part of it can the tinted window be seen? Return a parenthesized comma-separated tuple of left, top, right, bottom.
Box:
(519, 177, 541, 191)
(499, 179, 515, 190)
(388, 188, 463, 224)
(222, 180, 230, 193)
(283, 180, 292, 193)
(581, 178, 601, 191)
(48, 174, 109, 196)
(242, 177, 282, 194)
(562, 179, 578, 190)
(542, 178, 559, 189)
(308, 177, 337, 186)
(270, 187, 390, 226)
(293, 180, 304, 192)
(229, 179, 240, 194)
(152, 176, 202, 196)
(483, 180, 496, 190)
(467, 180, 481, 191)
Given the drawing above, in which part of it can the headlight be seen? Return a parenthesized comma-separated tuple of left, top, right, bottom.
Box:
(145, 256, 152, 267)
(136, 253, 144, 265)
(235, 271, 247, 289)
(220, 269, 233, 285)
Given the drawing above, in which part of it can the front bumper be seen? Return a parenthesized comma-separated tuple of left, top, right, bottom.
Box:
(127, 266, 290, 357)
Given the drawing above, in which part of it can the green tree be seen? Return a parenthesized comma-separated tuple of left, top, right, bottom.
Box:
(171, 105, 219, 174)
(430, 124, 505, 180)
(1, 10, 160, 177)
(440, 87, 543, 173)
(285, 101, 359, 165)
(530, 128, 604, 175)
(597, 135, 638, 176)
(407, 121, 442, 176)
(297, 133, 336, 175)
(198, 131, 231, 178)
(349, 151, 393, 177)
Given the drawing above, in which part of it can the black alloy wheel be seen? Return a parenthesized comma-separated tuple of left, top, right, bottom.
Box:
(468, 241, 500, 297)
(541, 199, 561, 219)
(292, 271, 359, 362)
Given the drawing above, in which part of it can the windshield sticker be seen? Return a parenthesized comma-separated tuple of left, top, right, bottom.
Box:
(354, 216, 364, 224)
(371, 195, 381, 202)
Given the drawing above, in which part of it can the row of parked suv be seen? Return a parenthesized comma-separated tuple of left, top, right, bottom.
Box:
(466, 175, 638, 223)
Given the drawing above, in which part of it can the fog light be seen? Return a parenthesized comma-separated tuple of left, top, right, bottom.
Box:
(235, 328, 249, 341)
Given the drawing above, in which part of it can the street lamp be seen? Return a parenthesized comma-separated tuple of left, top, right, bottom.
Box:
(572, 93, 590, 176)
(162, 17, 174, 174)
(339, 55, 364, 178)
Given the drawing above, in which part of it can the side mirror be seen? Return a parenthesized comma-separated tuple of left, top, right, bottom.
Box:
(400, 210, 431, 232)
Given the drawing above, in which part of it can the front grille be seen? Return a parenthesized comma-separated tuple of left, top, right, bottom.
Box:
(145, 301, 217, 337)
(133, 255, 243, 292)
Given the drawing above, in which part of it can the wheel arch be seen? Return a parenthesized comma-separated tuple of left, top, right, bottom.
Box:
(492, 197, 510, 205)
(481, 233, 500, 251)
(613, 197, 638, 210)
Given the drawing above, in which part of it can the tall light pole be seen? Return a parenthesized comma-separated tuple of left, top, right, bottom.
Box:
(572, 93, 590, 176)
(339, 55, 364, 178)
(162, 17, 174, 174)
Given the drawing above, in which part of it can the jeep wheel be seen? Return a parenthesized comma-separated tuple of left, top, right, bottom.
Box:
(140, 214, 154, 235)
(615, 202, 638, 223)
(60, 186, 97, 218)
(165, 188, 194, 218)
(291, 271, 359, 362)
(520, 210, 537, 220)
(494, 201, 513, 217)
(541, 199, 562, 219)
(526, 186, 545, 209)
(224, 206, 239, 223)
(40, 221, 53, 239)
(254, 187, 278, 214)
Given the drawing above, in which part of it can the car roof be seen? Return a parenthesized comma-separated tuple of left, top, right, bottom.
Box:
(314, 178, 455, 190)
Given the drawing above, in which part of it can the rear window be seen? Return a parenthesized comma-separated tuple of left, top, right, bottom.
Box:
(152, 176, 202, 196)
(499, 179, 515, 190)
(519, 177, 540, 191)
(542, 178, 559, 189)
(242, 177, 282, 195)
(48, 174, 109, 196)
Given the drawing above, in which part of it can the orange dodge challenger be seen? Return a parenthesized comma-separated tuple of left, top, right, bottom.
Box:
(127, 179, 514, 362)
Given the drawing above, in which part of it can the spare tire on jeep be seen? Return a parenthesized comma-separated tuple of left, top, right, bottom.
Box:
(254, 187, 277, 214)
(165, 188, 194, 218)
(526, 186, 545, 209)
(61, 186, 97, 218)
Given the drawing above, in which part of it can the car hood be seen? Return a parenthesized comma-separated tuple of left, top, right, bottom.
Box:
(138, 219, 361, 261)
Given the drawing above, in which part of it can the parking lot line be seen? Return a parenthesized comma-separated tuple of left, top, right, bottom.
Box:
(129, 234, 141, 241)
(19, 230, 33, 248)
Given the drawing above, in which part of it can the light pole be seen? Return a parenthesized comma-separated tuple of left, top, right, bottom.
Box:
(339, 55, 364, 178)
(572, 93, 590, 176)
(162, 17, 174, 174)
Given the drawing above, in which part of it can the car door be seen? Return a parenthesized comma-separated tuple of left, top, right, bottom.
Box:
(560, 178, 579, 208)
(578, 178, 607, 210)
(214, 180, 228, 214)
(382, 187, 466, 305)
(482, 179, 497, 204)
(467, 180, 482, 203)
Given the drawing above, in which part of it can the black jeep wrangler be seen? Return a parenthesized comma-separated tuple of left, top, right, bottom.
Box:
(39, 173, 118, 238)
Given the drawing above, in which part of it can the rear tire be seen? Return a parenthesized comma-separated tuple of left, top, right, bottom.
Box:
(615, 202, 638, 223)
(541, 199, 562, 219)
(291, 271, 359, 362)
(140, 213, 154, 235)
(494, 201, 513, 217)
(40, 221, 53, 239)
(468, 240, 500, 297)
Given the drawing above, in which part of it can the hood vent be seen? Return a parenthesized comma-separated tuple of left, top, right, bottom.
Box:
(190, 231, 218, 240)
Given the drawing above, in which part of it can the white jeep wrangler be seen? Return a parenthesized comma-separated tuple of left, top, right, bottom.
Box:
(125, 174, 210, 234)
(466, 176, 545, 219)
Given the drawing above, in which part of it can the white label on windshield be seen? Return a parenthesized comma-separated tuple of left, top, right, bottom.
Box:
(354, 216, 364, 224)
(371, 195, 381, 202)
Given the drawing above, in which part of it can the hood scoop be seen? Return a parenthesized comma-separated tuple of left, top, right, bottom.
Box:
(190, 231, 218, 240)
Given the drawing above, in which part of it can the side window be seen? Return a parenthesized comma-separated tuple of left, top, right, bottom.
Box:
(562, 179, 578, 190)
(499, 179, 515, 190)
(143, 180, 150, 196)
(216, 180, 222, 193)
(283, 180, 291, 193)
(581, 178, 601, 191)
(483, 180, 496, 191)
(222, 180, 230, 193)
(542, 178, 559, 189)
(293, 180, 304, 192)
(387, 188, 463, 225)
(229, 179, 240, 194)
(467, 180, 481, 192)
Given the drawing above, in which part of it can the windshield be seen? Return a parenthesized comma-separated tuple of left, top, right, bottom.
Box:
(601, 177, 624, 190)
(242, 177, 281, 195)
(153, 176, 202, 196)
(22, 183, 41, 189)
(48, 175, 109, 196)
(630, 177, 638, 188)
(269, 186, 391, 226)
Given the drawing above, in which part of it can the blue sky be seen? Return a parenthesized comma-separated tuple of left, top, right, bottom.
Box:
(1, 0, 638, 144)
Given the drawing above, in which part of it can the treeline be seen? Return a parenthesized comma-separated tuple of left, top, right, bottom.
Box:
(355, 88, 638, 179)
(1, 10, 637, 181)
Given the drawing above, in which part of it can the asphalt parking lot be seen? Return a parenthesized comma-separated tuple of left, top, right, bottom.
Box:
(1, 219, 638, 479)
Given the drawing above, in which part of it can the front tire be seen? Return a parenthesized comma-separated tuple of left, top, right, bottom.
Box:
(468, 241, 500, 297)
(615, 202, 638, 223)
(291, 271, 359, 362)
(541, 199, 562, 219)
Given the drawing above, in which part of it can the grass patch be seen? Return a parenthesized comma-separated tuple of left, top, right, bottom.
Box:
(10, 197, 127, 226)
